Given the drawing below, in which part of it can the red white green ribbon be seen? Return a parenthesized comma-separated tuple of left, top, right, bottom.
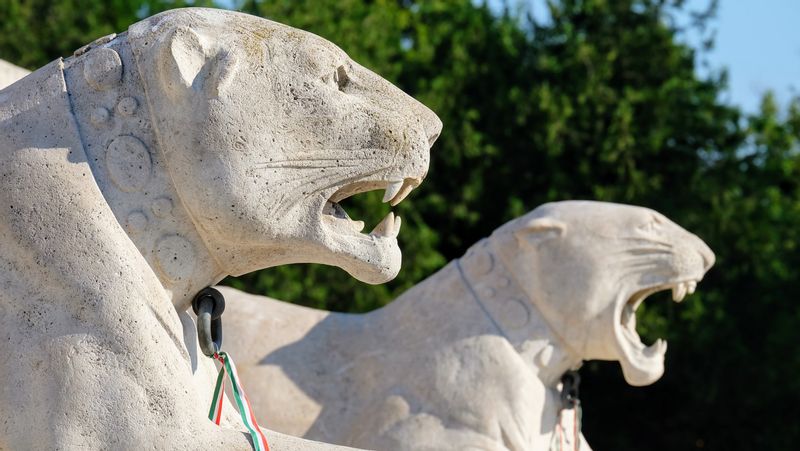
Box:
(549, 404, 582, 451)
(209, 351, 270, 451)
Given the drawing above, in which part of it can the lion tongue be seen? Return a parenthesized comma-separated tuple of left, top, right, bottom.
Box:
(323, 201, 365, 233)
(672, 283, 687, 302)
(323, 201, 350, 220)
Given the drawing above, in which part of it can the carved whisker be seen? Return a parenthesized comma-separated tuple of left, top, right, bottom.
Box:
(252, 162, 364, 170)
(618, 237, 674, 248)
(254, 153, 382, 165)
(625, 258, 668, 268)
(614, 262, 664, 278)
(610, 248, 669, 256)
(622, 248, 674, 256)
(254, 157, 366, 164)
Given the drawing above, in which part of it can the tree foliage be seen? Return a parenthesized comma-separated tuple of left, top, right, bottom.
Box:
(2, 0, 798, 448)
(0, 0, 217, 69)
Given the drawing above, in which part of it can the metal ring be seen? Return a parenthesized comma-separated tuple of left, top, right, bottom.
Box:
(192, 287, 226, 357)
(192, 287, 225, 319)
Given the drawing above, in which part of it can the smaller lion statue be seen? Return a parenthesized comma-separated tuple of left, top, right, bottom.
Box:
(221, 201, 716, 450)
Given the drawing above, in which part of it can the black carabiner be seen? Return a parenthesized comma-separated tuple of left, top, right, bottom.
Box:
(192, 287, 226, 357)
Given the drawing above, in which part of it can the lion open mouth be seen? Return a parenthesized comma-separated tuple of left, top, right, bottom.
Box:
(323, 177, 419, 238)
(318, 177, 422, 284)
(615, 279, 700, 386)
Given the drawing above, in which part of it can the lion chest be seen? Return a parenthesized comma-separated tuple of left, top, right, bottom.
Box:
(344, 335, 556, 451)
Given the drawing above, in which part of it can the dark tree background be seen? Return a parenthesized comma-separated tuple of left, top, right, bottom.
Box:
(3, 0, 798, 449)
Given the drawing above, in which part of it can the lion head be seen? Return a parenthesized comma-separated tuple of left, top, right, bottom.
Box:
(127, 9, 441, 285)
(491, 201, 715, 386)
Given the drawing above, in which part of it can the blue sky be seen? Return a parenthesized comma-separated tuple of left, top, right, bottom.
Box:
(693, 0, 800, 113)
(523, 0, 800, 113)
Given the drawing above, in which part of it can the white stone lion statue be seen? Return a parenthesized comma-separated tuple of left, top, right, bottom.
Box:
(221, 201, 715, 450)
(0, 8, 440, 450)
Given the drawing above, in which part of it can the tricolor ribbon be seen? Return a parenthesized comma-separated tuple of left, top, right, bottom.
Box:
(549, 404, 582, 451)
(208, 351, 270, 451)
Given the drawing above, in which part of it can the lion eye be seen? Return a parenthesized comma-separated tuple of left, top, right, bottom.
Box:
(334, 65, 349, 91)
(322, 65, 349, 92)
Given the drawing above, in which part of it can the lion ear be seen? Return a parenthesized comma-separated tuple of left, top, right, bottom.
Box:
(514, 217, 566, 248)
(157, 26, 240, 100)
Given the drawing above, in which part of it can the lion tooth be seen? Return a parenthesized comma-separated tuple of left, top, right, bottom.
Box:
(654, 338, 668, 355)
(672, 283, 687, 302)
(390, 182, 415, 206)
(371, 212, 395, 237)
(393, 215, 402, 236)
(644, 338, 667, 357)
(687, 281, 697, 295)
(382, 181, 404, 204)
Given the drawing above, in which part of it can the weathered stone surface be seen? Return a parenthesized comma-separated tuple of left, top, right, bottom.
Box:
(223, 201, 715, 450)
(0, 59, 28, 89)
(0, 7, 439, 449)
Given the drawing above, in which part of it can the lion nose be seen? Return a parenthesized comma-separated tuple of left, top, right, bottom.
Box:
(426, 116, 443, 148)
(694, 235, 715, 271)
(428, 130, 440, 148)
(409, 101, 442, 149)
